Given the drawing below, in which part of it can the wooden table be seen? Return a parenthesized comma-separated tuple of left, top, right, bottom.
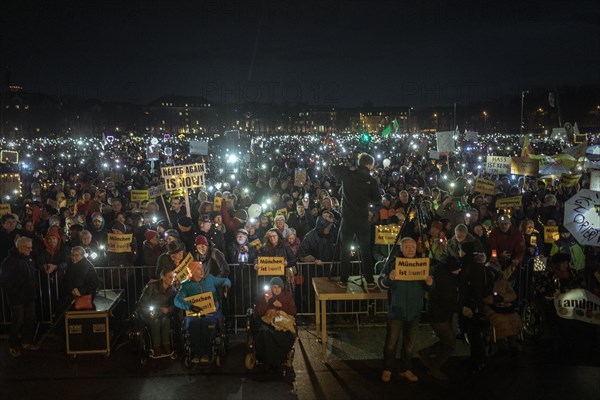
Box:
(312, 277, 388, 359)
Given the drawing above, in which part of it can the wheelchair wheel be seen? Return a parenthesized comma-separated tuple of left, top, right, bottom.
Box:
(139, 328, 152, 365)
(522, 300, 545, 340)
(244, 352, 256, 370)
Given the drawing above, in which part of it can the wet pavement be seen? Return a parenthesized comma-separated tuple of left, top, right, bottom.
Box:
(1, 319, 599, 400)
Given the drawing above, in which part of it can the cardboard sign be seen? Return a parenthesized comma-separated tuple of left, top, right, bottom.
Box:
(174, 253, 194, 282)
(394, 258, 430, 281)
(148, 184, 168, 199)
(213, 196, 222, 212)
(496, 196, 523, 209)
(554, 289, 600, 326)
(591, 171, 600, 191)
(130, 190, 149, 202)
(428, 150, 440, 160)
(511, 157, 539, 176)
(474, 178, 496, 195)
(559, 174, 581, 187)
(485, 156, 511, 175)
(0, 203, 11, 216)
(294, 168, 307, 187)
(249, 239, 262, 249)
(184, 291, 217, 316)
(146, 145, 160, 161)
(189, 140, 209, 155)
(374, 225, 401, 245)
(107, 233, 133, 253)
(0, 173, 21, 198)
(544, 226, 560, 243)
(161, 163, 206, 191)
(0, 150, 19, 164)
(257, 256, 285, 275)
(436, 131, 455, 153)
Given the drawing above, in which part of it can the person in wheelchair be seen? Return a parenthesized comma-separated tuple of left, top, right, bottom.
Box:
(175, 261, 231, 363)
(482, 262, 523, 357)
(251, 277, 296, 370)
(138, 268, 178, 357)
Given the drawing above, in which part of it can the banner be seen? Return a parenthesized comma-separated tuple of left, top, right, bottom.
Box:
(161, 163, 206, 191)
(436, 131, 455, 153)
(257, 256, 285, 275)
(174, 253, 194, 282)
(559, 174, 581, 187)
(184, 291, 217, 316)
(107, 233, 133, 253)
(591, 171, 600, 191)
(148, 184, 167, 199)
(496, 196, 523, 209)
(0, 150, 19, 164)
(474, 178, 496, 195)
(374, 225, 401, 245)
(130, 190, 149, 202)
(554, 289, 600, 326)
(0, 173, 21, 198)
(294, 168, 307, 187)
(0, 204, 11, 216)
(485, 156, 511, 175)
(394, 258, 430, 280)
(189, 140, 209, 155)
(544, 226, 560, 243)
(511, 157, 539, 176)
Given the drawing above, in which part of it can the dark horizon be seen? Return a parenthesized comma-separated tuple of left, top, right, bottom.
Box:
(1, 0, 599, 108)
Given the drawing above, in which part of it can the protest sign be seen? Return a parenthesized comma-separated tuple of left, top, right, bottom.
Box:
(213, 196, 222, 212)
(189, 140, 209, 155)
(394, 258, 430, 281)
(0, 204, 11, 216)
(590, 171, 600, 191)
(130, 190, 149, 202)
(276, 208, 288, 219)
(559, 174, 581, 187)
(436, 131, 455, 153)
(0, 173, 21, 198)
(257, 256, 285, 275)
(496, 196, 523, 209)
(148, 184, 168, 199)
(428, 150, 440, 160)
(544, 226, 559, 243)
(174, 253, 194, 282)
(474, 178, 496, 195)
(511, 157, 539, 176)
(485, 156, 511, 175)
(184, 292, 217, 316)
(554, 289, 600, 326)
(0, 150, 19, 164)
(161, 163, 206, 191)
(374, 225, 400, 245)
(107, 233, 133, 253)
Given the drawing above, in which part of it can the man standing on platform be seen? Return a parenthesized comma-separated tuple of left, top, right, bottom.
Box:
(329, 153, 381, 289)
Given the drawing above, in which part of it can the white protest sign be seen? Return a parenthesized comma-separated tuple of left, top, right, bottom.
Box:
(485, 156, 511, 175)
(148, 184, 168, 199)
(161, 163, 206, 191)
(436, 131, 455, 153)
(189, 140, 209, 155)
(591, 171, 600, 191)
(554, 289, 600, 326)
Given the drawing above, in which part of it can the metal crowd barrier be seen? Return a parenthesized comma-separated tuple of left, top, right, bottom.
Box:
(1, 262, 389, 330)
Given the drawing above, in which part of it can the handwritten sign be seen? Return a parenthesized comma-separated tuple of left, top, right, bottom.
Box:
(511, 157, 539, 176)
(0, 203, 11, 216)
(161, 163, 206, 191)
(257, 256, 285, 276)
(213, 196, 222, 212)
(591, 171, 600, 191)
(184, 292, 217, 316)
(544, 226, 560, 243)
(174, 253, 194, 282)
(559, 174, 581, 187)
(189, 140, 209, 155)
(474, 178, 496, 195)
(496, 196, 523, 209)
(374, 225, 401, 245)
(130, 190, 149, 202)
(485, 156, 511, 175)
(107, 233, 133, 253)
(294, 168, 307, 187)
(394, 258, 430, 281)
(148, 184, 168, 199)
(436, 131, 455, 153)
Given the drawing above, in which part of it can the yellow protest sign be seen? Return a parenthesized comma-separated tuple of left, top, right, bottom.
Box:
(496, 196, 523, 209)
(0, 150, 19, 163)
(544, 226, 560, 243)
(374, 225, 400, 245)
(184, 291, 217, 316)
(130, 190, 149, 202)
(213, 196, 222, 212)
(511, 157, 539, 176)
(257, 256, 285, 275)
(474, 178, 496, 195)
(249, 239, 262, 249)
(174, 253, 194, 282)
(394, 258, 430, 281)
(276, 208, 288, 219)
(559, 174, 581, 187)
(107, 233, 133, 253)
(0, 204, 11, 216)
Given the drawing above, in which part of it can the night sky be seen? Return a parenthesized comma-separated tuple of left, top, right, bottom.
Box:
(2, 0, 599, 107)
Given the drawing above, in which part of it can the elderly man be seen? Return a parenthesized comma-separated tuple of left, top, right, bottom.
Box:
(0, 237, 40, 358)
(445, 224, 484, 260)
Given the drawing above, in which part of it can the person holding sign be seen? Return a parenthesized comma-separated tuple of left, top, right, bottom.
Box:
(489, 216, 525, 282)
(379, 238, 434, 383)
(258, 228, 297, 290)
(193, 235, 229, 278)
(174, 261, 231, 363)
(251, 277, 297, 371)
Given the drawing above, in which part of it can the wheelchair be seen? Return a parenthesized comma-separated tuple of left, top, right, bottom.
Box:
(129, 306, 178, 365)
(244, 307, 296, 376)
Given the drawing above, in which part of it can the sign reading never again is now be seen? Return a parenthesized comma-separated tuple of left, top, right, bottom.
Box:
(161, 163, 206, 191)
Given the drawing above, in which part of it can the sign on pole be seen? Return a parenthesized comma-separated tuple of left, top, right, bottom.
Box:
(161, 163, 206, 191)
(511, 157, 539, 176)
(485, 156, 511, 175)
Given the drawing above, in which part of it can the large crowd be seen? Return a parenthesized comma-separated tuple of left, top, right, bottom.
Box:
(1, 130, 599, 377)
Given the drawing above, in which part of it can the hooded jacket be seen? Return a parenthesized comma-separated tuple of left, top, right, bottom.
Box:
(297, 216, 336, 263)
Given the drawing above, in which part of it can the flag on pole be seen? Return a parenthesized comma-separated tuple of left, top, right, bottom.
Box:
(549, 91, 556, 108)
(392, 118, 399, 133)
(521, 135, 534, 158)
(381, 124, 391, 138)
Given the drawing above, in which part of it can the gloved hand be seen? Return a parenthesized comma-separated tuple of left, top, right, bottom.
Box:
(493, 293, 504, 303)
(462, 306, 473, 318)
(189, 305, 202, 313)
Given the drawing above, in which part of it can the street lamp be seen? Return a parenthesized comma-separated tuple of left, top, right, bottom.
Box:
(520, 90, 529, 134)
(433, 113, 438, 131)
(482, 111, 488, 132)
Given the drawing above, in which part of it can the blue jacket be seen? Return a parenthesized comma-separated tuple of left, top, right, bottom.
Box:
(174, 274, 231, 313)
(379, 253, 432, 321)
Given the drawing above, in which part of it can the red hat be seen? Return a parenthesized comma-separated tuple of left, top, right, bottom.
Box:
(144, 230, 158, 241)
(195, 235, 209, 246)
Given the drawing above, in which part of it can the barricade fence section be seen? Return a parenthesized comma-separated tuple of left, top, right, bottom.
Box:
(0, 262, 389, 328)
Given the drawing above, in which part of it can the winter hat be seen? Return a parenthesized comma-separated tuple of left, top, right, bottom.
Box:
(269, 277, 284, 288)
(167, 240, 185, 254)
(198, 214, 211, 223)
(144, 230, 159, 241)
(194, 235, 209, 246)
(177, 216, 193, 228)
(91, 212, 103, 222)
(111, 221, 127, 233)
(234, 209, 248, 223)
(237, 228, 249, 236)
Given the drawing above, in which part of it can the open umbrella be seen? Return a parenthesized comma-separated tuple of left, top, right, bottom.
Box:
(539, 164, 569, 176)
(563, 189, 600, 247)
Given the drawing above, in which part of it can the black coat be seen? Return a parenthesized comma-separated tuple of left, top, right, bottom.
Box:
(62, 257, 100, 298)
(427, 262, 461, 322)
(330, 165, 381, 224)
(0, 249, 39, 305)
(297, 216, 336, 262)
